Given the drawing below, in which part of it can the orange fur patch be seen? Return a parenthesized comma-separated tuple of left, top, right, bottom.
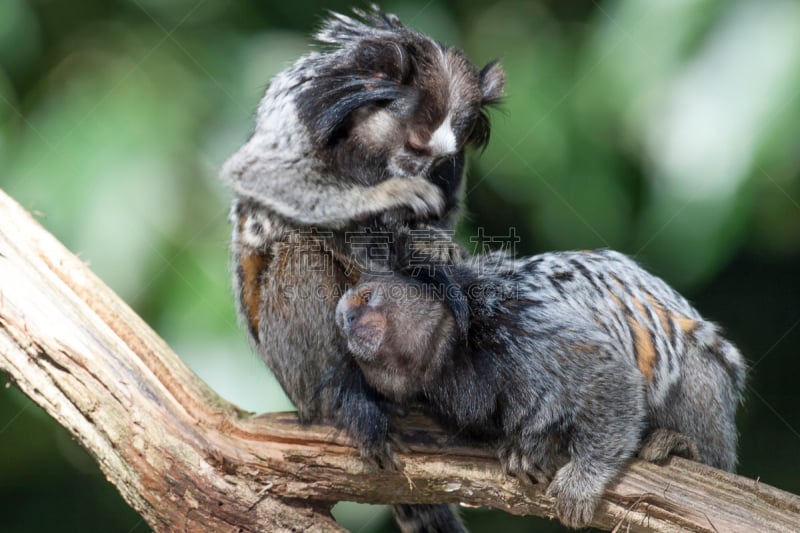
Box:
(630, 318, 657, 381)
(674, 316, 699, 335)
(236, 214, 269, 334)
(239, 251, 267, 334)
(609, 289, 657, 381)
(645, 293, 671, 333)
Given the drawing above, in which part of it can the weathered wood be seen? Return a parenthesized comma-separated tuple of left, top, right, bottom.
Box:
(0, 188, 798, 532)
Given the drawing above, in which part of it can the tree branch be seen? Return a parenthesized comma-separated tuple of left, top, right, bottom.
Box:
(0, 188, 797, 532)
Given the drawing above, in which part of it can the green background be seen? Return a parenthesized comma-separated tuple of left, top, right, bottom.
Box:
(1, 0, 799, 531)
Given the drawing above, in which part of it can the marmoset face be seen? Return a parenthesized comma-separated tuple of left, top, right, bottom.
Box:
(335, 273, 461, 401)
(296, 11, 504, 186)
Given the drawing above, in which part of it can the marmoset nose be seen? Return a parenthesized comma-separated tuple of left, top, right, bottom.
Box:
(406, 122, 457, 159)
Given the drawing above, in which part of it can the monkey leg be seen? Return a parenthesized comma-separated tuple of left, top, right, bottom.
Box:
(498, 432, 564, 486)
(638, 428, 700, 464)
(546, 367, 646, 528)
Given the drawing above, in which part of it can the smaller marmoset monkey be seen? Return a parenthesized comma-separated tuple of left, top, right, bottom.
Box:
(335, 249, 746, 528)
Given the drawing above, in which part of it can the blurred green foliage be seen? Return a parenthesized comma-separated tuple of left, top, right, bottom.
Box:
(1, 1, 799, 531)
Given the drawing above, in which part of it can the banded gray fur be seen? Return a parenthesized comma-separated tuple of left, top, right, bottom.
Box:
(336, 248, 746, 528)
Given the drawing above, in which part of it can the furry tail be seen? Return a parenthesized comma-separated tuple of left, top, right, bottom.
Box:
(653, 323, 746, 472)
(392, 504, 466, 533)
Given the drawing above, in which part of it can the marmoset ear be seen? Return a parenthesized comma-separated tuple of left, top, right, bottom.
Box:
(466, 60, 505, 149)
(479, 60, 505, 105)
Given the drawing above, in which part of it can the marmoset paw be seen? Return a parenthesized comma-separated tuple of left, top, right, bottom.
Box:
(546, 474, 598, 529)
(360, 440, 404, 471)
(389, 177, 446, 219)
(499, 447, 554, 486)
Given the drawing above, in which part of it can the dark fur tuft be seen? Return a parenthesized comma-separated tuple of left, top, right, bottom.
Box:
(305, 77, 410, 145)
(390, 233, 471, 342)
(468, 60, 505, 150)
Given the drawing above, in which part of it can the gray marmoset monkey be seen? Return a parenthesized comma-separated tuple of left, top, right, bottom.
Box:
(336, 249, 746, 528)
(222, 6, 503, 532)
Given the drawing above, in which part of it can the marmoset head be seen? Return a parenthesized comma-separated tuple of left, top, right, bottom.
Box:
(299, 7, 505, 187)
(335, 273, 465, 400)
